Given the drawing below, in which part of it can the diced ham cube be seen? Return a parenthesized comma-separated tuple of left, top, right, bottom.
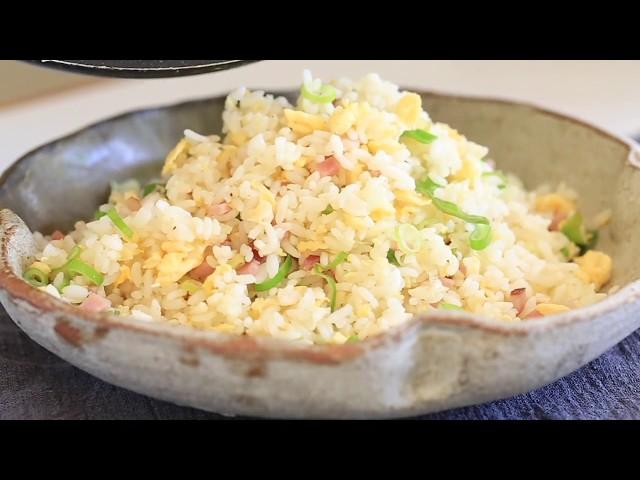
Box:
(302, 255, 321, 270)
(548, 211, 568, 232)
(237, 259, 261, 275)
(441, 277, 455, 288)
(79, 293, 111, 313)
(316, 156, 341, 177)
(188, 260, 215, 282)
(509, 288, 528, 315)
(51, 230, 64, 240)
(207, 202, 232, 218)
(125, 197, 141, 212)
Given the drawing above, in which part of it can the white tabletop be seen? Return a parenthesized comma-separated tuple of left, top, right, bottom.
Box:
(1, 60, 638, 172)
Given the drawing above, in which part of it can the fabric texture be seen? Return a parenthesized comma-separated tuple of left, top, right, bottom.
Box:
(1, 305, 638, 420)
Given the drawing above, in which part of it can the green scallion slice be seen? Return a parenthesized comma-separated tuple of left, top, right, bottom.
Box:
(142, 183, 165, 197)
(316, 252, 349, 272)
(347, 335, 360, 343)
(387, 249, 400, 267)
(23, 267, 49, 287)
(180, 278, 202, 294)
(482, 171, 507, 189)
(94, 209, 108, 220)
(65, 258, 104, 286)
(321, 205, 334, 215)
(255, 255, 293, 292)
(416, 177, 492, 250)
(400, 129, 438, 144)
(301, 83, 337, 104)
(415, 177, 445, 197)
(314, 265, 338, 312)
(106, 207, 134, 240)
(469, 223, 492, 251)
(439, 302, 463, 311)
(394, 224, 421, 254)
(561, 213, 589, 246)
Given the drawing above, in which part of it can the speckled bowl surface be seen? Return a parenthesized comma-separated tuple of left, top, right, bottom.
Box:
(1, 91, 639, 419)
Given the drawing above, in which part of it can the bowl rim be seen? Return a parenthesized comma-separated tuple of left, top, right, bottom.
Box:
(1, 89, 639, 365)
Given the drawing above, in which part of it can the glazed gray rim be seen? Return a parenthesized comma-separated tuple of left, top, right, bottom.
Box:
(1, 89, 639, 364)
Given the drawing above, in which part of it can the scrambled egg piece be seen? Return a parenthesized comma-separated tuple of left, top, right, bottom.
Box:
(114, 265, 130, 287)
(575, 250, 612, 289)
(284, 109, 327, 136)
(328, 106, 357, 135)
(395, 189, 429, 208)
(371, 207, 395, 221)
(367, 140, 404, 155)
(228, 131, 248, 146)
(298, 240, 327, 253)
(157, 245, 207, 285)
(536, 304, 571, 316)
(395, 93, 422, 125)
(535, 193, 575, 217)
(162, 138, 189, 176)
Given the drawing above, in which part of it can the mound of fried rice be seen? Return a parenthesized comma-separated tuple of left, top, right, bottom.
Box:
(26, 71, 614, 344)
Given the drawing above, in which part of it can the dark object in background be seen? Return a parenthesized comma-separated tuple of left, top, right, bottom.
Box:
(24, 60, 259, 79)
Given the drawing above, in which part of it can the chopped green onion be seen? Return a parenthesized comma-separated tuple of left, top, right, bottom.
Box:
(585, 229, 599, 252)
(109, 309, 121, 316)
(65, 258, 104, 286)
(431, 197, 490, 225)
(439, 302, 463, 311)
(401, 129, 438, 144)
(387, 249, 400, 267)
(142, 183, 165, 197)
(321, 205, 334, 215)
(106, 207, 134, 240)
(314, 265, 338, 312)
(347, 335, 360, 343)
(180, 278, 202, 294)
(394, 224, 421, 254)
(482, 171, 507, 189)
(255, 255, 293, 292)
(561, 213, 589, 246)
(94, 210, 107, 220)
(560, 246, 571, 259)
(326, 252, 348, 271)
(416, 177, 492, 250)
(469, 223, 492, 251)
(23, 267, 49, 287)
(301, 82, 337, 104)
(415, 177, 445, 197)
(316, 252, 349, 272)
(67, 246, 82, 262)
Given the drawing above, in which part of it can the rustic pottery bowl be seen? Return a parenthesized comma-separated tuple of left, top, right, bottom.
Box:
(1, 91, 639, 419)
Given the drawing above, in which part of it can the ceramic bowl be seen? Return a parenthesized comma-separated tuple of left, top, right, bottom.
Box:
(1, 91, 639, 419)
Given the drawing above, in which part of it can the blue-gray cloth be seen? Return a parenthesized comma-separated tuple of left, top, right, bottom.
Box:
(1, 304, 639, 420)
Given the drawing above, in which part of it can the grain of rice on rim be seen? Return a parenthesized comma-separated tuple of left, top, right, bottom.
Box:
(28, 70, 615, 344)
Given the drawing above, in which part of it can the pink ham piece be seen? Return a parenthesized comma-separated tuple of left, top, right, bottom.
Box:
(250, 244, 266, 264)
(125, 197, 142, 212)
(188, 260, 215, 282)
(509, 288, 528, 315)
(79, 293, 111, 313)
(302, 255, 321, 270)
(51, 230, 64, 240)
(316, 156, 341, 177)
(548, 211, 568, 232)
(207, 202, 232, 218)
(441, 277, 455, 288)
(237, 259, 261, 276)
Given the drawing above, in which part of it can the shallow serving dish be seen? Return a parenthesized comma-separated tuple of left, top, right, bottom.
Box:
(1, 90, 639, 419)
